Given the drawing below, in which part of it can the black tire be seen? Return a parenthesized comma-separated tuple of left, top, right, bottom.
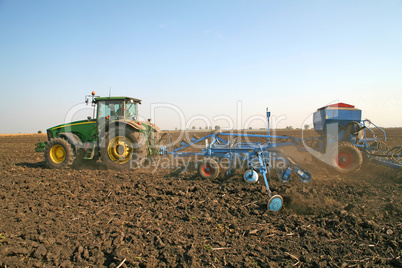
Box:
(133, 132, 148, 159)
(328, 141, 363, 173)
(198, 159, 220, 180)
(100, 128, 147, 170)
(44, 137, 75, 169)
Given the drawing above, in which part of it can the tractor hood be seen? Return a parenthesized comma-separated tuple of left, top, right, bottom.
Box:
(46, 119, 97, 142)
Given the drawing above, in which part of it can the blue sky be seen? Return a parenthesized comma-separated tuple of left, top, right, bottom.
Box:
(0, 0, 401, 133)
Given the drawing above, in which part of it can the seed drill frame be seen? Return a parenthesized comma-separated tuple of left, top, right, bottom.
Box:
(160, 103, 401, 211)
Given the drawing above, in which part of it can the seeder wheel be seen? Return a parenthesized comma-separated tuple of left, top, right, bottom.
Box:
(198, 159, 220, 180)
(243, 169, 259, 183)
(268, 195, 283, 211)
(329, 141, 363, 173)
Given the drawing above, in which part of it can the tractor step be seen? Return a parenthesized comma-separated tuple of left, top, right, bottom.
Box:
(84, 144, 96, 159)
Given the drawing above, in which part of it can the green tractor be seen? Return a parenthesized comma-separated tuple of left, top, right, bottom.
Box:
(36, 92, 160, 170)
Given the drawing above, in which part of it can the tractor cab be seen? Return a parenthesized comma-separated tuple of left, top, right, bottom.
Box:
(94, 96, 142, 133)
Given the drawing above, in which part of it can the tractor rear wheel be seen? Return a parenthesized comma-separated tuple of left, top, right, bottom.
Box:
(329, 141, 363, 173)
(44, 137, 75, 169)
(101, 128, 147, 170)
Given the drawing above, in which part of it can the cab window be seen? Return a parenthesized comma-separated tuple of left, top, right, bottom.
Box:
(125, 100, 137, 120)
(97, 100, 124, 131)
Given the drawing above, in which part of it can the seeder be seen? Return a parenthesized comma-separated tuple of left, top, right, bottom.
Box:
(160, 103, 401, 211)
(310, 103, 402, 172)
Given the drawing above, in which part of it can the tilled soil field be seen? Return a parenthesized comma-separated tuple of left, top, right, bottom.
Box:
(0, 130, 401, 268)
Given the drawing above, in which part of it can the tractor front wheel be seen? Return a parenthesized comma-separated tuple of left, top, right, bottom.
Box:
(44, 138, 75, 169)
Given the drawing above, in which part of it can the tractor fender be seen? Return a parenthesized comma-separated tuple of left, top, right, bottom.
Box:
(101, 120, 146, 133)
(139, 121, 160, 132)
(125, 120, 149, 131)
(58, 133, 83, 149)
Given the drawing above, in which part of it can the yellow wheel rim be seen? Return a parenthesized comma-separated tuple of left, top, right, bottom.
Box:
(107, 136, 133, 164)
(49, 144, 66, 164)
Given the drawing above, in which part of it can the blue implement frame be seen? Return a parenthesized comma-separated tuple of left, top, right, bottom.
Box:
(159, 106, 401, 211)
(159, 109, 313, 211)
(356, 120, 401, 170)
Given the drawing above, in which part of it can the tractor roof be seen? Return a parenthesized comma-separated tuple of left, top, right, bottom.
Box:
(94, 96, 142, 104)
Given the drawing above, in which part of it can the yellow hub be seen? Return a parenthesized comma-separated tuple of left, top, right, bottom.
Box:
(107, 136, 133, 164)
(49, 144, 66, 164)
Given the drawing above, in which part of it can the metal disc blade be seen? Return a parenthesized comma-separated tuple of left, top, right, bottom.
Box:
(243, 169, 258, 183)
(268, 195, 283, 211)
